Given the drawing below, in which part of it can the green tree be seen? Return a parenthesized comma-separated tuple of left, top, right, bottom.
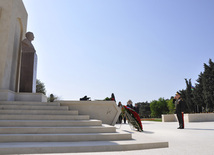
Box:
(193, 72, 205, 112)
(202, 59, 214, 112)
(167, 98, 175, 114)
(150, 100, 158, 117)
(181, 59, 214, 112)
(150, 98, 169, 118)
(184, 79, 195, 112)
(36, 79, 46, 95)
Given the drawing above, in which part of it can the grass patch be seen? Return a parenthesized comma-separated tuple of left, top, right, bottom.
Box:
(141, 118, 162, 122)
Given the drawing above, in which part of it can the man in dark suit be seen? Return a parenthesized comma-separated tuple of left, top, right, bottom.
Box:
(173, 92, 184, 129)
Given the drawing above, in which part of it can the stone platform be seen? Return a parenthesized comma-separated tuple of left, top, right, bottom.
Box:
(104, 121, 214, 155)
(7, 121, 214, 155)
(0, 90, 47, 102)
(0, 101, 168, 154)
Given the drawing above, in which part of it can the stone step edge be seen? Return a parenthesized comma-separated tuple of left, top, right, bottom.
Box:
(0, 119, 100, 122)
(0, 105, 69, 110)
(0, 109, 78, 114)
(0, 141, 169, 154)
(0, 132, 132, 142)
(0, 109, 77, 112)
(0, 124, 112, 128)
(0, 125, 116, 134)
(0, 119, 103, 127)
(0, 114, 89, 117)
(0, 105, 67, 108)
(0, 101, 60, 106)
(0, 131, 128, 136)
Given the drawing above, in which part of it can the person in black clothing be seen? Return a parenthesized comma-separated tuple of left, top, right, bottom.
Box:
(125, 100, 134, 124)
(117, 102, 123, 124)
(173, 92, 184, 129)
(127, 100, 133, 109)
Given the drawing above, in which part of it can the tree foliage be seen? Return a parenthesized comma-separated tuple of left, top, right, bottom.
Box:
(180, 59, 214, 112)
(184, 79, 195, 112)
(150, 98, 169, 118)
(202, 60, 214, 112)
(36, 79, 46, 95)
(192, 72, 205, 112)
(167, 98, 175, 114)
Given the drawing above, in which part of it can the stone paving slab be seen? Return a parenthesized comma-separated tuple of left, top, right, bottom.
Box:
(22, 121, 214, 155)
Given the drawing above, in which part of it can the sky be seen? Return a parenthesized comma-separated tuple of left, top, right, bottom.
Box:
(22, 0, 214, 104)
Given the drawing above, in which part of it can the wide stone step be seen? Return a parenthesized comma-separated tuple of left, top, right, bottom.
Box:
(0, 105, 68, 110)
(0, 141, 169, 154)
(0, 132, 132, 142)
(0, 125, 116, 134)
(0, 114, 89, 120)
(0, 101, 60, 106)
(0, 109, 78, 115)
(0, 120, 102, 127)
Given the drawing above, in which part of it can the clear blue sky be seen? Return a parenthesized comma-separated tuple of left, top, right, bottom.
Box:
(22, 0, 214, 104)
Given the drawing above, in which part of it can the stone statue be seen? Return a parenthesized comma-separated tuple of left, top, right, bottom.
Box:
(21, 32, 36, 53)
(19, 32, 37, 93)
(0, 7, 2, 19)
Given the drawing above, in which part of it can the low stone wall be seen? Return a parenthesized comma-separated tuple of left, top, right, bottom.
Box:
(185, 113, 214, 122)
(59, 100, 120, 126)
(162, 113, 214, 122)
(162, 114, 177, 122)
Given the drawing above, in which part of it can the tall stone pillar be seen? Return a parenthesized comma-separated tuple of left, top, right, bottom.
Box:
(0, 0, 27, 100)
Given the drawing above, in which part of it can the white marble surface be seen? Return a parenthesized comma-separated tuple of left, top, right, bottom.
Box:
(0, 0, 27, 92)
(24, 121, 214, 155)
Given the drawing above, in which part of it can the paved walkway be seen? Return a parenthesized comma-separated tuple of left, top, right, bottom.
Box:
(25, 121, 214, 155)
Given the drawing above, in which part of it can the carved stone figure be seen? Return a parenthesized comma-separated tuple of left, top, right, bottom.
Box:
(21, 32, 36, 53)
(19, 32, 37, 93)
(0, 7, 2, 19)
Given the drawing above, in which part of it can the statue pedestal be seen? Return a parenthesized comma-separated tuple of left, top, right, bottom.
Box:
(19, 52, 37, 93)
(0, 89, 47, 102)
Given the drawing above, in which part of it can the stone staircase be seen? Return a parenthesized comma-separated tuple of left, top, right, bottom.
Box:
(0, 101, 168, 154)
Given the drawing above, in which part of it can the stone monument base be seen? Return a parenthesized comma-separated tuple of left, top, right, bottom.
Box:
(0, 89, 47, 102)
(59, 100, 120, 125)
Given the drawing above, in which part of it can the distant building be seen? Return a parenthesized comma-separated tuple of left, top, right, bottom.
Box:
(136, 102, 151, 118)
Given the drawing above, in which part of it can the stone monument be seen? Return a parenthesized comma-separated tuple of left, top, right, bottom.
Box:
(0, 0, 46, 102)
(19, 32, 37, 93)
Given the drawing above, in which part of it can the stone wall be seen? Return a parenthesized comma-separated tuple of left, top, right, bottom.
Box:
(162, 113, 214, 122)
(59, 101, 121, 125)
(0, 0, 27, 92)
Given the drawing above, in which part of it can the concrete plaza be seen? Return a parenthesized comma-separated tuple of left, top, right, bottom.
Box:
(25, 121, 214, 155)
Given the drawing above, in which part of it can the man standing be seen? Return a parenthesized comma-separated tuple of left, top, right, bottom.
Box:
(173, 92, 184, 129)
